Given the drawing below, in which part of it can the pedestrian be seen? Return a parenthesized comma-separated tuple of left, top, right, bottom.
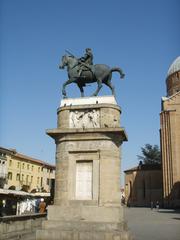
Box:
(127, 199, 131, 208)
(1, 200, 7, 217)
(156, 201, 159, 211)
(39, 198, 46, 213)
(150, 201, 153, 210)
(35, 199, 40, 213)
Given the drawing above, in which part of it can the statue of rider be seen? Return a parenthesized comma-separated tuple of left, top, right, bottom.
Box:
(78, 48, 93, 76)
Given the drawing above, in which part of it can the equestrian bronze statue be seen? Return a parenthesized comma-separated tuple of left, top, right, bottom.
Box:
(59, 49, 125, 98)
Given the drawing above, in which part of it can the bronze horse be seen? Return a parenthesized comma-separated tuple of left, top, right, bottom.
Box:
(59, 55, 125, 98)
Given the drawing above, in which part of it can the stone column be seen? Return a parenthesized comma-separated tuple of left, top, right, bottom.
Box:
(36, 96, 132, 240)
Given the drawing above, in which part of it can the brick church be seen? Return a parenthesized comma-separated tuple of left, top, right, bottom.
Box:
(124, 56, 180, 208)
(160, 56, 180, 208)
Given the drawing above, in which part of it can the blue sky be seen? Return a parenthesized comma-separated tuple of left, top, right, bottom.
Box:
(0, 0, 180, 185)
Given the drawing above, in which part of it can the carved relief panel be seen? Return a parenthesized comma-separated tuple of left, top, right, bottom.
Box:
(69, 109, 100, 128)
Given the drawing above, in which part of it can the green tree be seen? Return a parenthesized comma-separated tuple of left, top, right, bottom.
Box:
(137, 144, 161, 165)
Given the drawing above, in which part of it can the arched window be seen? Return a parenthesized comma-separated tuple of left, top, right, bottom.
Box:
(8, 172, 12, 180)
(16, 174, 20, 181)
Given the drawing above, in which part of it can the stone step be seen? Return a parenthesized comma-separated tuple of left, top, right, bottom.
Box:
(36, 228, 132, 240)
(1, 230, 36, 240)
(42, 220, 127, 232)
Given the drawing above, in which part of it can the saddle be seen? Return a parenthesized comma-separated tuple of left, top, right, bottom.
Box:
(78, 62, 94, 76)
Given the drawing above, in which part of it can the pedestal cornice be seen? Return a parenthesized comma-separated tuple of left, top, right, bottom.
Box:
(57, 103, 121, 114)
(46, 127, 128, 143)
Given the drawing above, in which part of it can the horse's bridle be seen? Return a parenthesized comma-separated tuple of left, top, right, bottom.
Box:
(59, 55, 67, 69)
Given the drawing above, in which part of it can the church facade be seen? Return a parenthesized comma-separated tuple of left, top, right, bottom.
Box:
(160, 56, 180, 208)
(124, 163, 162, 207)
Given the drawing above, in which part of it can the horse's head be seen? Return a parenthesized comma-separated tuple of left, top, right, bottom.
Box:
(59, 54, 78, 70)
(59, 55, 68, 69)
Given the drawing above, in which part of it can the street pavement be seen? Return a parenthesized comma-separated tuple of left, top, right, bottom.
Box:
(124, 207, 180, 240)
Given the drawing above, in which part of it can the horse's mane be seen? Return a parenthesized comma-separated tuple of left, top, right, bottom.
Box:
(67, 55, 78, 62)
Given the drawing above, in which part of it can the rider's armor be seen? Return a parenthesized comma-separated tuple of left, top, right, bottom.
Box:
(78, 48, 93, 76)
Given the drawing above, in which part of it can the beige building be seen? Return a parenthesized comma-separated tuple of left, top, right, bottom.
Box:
(124, 163, 163, 207)
(160, 56, 180, 208)
(0, 146, 55, 193)
(0, 149, 9, 188)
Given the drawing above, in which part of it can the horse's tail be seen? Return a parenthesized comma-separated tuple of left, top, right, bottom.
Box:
(110, 67, 125, 79)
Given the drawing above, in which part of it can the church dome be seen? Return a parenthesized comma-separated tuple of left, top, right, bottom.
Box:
(167, 56, 180, 77)
(166, 56, 180, 97)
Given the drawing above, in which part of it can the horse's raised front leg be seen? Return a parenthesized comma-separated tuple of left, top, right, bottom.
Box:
(92, 80, 102, 96)
(62, 79, 73, 98)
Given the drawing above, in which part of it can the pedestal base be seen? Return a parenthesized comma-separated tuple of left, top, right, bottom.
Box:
(36, 205, 132, 240)
(36, 224, 131, 240)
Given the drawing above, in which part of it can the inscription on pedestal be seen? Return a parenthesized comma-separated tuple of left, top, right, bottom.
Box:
(75, 161, 93, 200)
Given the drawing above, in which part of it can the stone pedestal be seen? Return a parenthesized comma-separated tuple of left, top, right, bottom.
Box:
(36, 96, 132, 240)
